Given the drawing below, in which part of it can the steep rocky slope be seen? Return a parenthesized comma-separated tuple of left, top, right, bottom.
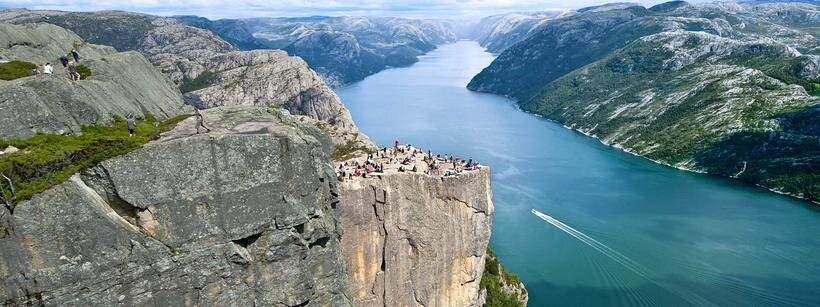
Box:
(467, 3, 641, 54)
(468, 11, 570, 53)
(176, 16, 458, 86)
(0, 106, 351, 305)
(338, 168, 493, 307)
(468, 1, 820, 201)
(0, 23, 186, 139)
(0, 9, 360, 135)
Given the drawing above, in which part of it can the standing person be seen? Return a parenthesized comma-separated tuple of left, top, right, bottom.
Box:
(31, 67, 39, 76)
(195, 108, 211, 134)
(68, 63, 79, 81)
(59, 56, 69, 68)
(71, 49, 80, 62)
(43, 62, 53, 74)
(394, 139, 399, 149)
(126, 113, 136, 137)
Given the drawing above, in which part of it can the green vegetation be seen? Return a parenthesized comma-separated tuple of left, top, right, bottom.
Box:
(0, 60, 37, 80)
(0, 114, 190, 207)
(46, 13, 157, 52)
(76, 64, 92, 80)
(331, 139, 372, 161)
(480, 248, 525, 307)
(180, 71, 217, 93)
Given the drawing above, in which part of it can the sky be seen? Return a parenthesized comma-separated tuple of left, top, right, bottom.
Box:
(0, 0, 717, 19)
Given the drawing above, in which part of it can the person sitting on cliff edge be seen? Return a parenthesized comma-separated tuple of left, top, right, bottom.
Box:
(195, 108, 211, 134)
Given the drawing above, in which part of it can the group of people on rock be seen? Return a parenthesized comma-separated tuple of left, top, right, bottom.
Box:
(336, 139, 481, 181)
(30, 49, 81, 81)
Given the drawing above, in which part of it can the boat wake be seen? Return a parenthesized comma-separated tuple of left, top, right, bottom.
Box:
(531, 209, 720, 306)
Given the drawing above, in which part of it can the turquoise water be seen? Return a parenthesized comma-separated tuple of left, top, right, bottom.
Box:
(337, 41, 820, 306)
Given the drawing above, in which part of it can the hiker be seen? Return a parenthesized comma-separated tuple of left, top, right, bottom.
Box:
(412, 165, 417, 172)
(71, 49, 80, 62)
(126, 114, 136, 137)
(394, 139, 399, 149)
(59, 56, 69, 68)
(31, 67, 39, 76)
(43, 62, 53, 74)
(68, 64, 79, 81)
(195, 108, 211, 134)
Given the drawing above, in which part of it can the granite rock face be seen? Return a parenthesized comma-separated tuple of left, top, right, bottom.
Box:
(184, 49, 358, 132)
(0, 23, 186, 139)
(0, 106, 351, 306)
(338, 168, 493, 307)
(0, 10, 359, 134)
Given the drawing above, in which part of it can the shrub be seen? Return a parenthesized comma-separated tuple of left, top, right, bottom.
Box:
(480, 248, 525, 307)
(76, 64, 92, 79)
(331, 139, 372, 161)
(179, 70, 216, 93)
(0, 114, 190, 207)
(0, 60, 37, 80)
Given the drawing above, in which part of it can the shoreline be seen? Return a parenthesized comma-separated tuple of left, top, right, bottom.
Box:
(511, 101, 819, 205)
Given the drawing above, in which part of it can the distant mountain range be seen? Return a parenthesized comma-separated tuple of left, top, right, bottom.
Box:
(468, 1, 820, 201)
(174, 16, 457, 87)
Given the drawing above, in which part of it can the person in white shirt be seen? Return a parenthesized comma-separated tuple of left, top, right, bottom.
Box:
(43, 62, 53, 74)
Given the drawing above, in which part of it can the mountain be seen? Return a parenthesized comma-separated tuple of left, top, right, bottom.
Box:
(0, 9, 363, 144)
(467, 3, 641, 54)
(175, 16, 458, 87)
(468, 1, 820, 201)
(467, 11, 570, 53)
(0, 21, 502, 306)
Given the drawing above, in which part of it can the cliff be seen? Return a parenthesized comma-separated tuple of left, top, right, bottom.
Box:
(0, 10, 360, 135)
(334, 147, 494, 307)
(0, 106, 351, 305)
(0, 23, 186, 139)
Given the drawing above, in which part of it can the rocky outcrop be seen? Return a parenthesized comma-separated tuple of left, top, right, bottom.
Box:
(0, 10, 360, 134)
(0, 22, 186, 139)
(0, 106, 351, 305)
(338, 168, 493, 307)
(184, 49, 358, 132)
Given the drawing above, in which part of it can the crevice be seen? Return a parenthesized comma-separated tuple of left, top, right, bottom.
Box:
(233, 231, 263, 248)
(308, 236, 330, 249)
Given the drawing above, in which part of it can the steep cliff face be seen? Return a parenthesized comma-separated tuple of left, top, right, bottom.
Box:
(0, 23, 186, 139)
(0, 106, 351, 306)
(338, 168, 493, 307)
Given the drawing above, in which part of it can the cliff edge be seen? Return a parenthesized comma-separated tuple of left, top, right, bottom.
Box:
(0, 106, 350, 305)
(337, 150, 493, 307)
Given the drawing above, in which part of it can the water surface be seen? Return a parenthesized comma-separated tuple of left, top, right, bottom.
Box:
(337, 41, 820, 306)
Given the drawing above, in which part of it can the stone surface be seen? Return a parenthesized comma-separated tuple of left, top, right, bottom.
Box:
(338, 168, 493, 307)
(0, 10, 361, 134)
(184, 49, 358, 132)
(0, 106, 351, 306)
(0, 23, 186, 139)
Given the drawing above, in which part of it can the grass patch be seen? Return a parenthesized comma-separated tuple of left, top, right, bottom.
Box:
(0, 60, 37, 80)
(481, 248, 525, 307)
(76, 64, 92, 80)
(811, 83, 820, 96)
(331, 139, 372, 161)
(179, 70, 216, 93)
(0, 113, 190, 207)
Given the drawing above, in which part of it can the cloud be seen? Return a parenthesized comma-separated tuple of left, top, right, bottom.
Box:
(1, 0, 714, 19)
